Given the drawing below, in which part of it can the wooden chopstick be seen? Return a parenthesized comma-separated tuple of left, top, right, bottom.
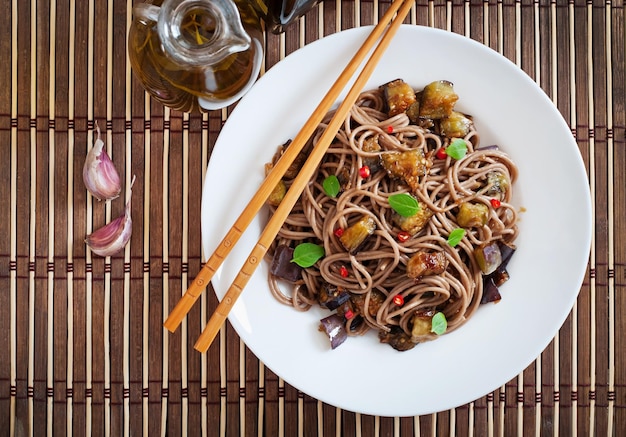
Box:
(163, 0, 412, 333)
(193, 0, 414, 353)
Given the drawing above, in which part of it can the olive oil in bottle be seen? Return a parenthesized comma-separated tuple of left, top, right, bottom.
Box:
(128, 0, 264, 112)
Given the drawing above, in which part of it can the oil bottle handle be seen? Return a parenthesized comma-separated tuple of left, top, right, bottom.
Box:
(133, 3, 161, 24)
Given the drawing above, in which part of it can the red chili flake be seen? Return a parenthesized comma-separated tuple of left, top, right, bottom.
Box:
(393, 295, 405, 306)
(386, 125, 394, 134)
(490, 198, 502, 208)
(359, 165, 371, 179)
(344, 309, 354, 320)
(339, 265, 349, 278)
(397, 231, 411, 242)
(334, 227, 344, 238)
(436, 148, 447, 160)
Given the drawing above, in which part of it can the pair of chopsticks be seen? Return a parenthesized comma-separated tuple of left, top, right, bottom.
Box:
(164, 0, 414, 353)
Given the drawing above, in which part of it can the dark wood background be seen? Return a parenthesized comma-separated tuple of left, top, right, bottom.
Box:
(0, 0, 624, 435)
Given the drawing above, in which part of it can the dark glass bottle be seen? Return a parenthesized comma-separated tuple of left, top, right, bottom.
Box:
(250, 0, 322, 34)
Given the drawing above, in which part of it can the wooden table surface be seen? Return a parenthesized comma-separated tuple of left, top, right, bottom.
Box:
(0, 0, 624, 435)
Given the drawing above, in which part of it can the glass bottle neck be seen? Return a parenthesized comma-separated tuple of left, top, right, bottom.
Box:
(141, 0, 252, 67)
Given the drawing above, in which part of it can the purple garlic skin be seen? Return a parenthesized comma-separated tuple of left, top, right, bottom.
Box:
(85, 196, 132, 257)
(83, 126, 121, 201)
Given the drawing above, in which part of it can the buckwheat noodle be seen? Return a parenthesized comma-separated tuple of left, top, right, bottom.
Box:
(267, 86, 518, 348)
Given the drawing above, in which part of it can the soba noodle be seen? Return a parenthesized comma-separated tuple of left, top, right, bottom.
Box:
(266, 83, 519, 351)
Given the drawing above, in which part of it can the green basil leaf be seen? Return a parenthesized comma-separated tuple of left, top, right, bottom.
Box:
(388, 193, 420, 217)
(445, 139, 468, 160)
(322, 175, 341, 198)
(431, 312, 447, 335)
(291, 243, 325, 268)
(447, 228, 465, 247)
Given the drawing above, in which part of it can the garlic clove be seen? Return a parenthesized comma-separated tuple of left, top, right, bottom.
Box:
(83, 124, 121, 201)
(86, 193, 132, 257)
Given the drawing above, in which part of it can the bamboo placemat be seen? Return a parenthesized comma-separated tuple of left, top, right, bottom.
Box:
(0, 0, 624, 435)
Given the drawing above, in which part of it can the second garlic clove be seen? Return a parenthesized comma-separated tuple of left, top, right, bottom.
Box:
(86, 191, 133, 257)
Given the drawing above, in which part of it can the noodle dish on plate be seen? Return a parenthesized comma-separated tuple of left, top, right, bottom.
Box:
(200, 25, 591, 416)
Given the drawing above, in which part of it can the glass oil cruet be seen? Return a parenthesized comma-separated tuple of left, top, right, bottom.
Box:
(128, 0, 264, 112)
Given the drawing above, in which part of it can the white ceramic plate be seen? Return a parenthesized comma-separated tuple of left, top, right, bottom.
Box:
(201, 25, 591, 417)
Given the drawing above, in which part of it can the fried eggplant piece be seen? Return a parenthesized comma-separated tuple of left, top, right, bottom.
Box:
(393, 203, 433, 235)
(481, 275, 502, 304)
(379, 326, 416, 351)
(486, 171, 510, 195)
(381, 79, 417, 117)
(410, 310, 441, 343)
(269, 244, 302, 282)
(440, 111, 473, 138)
(351, 289, 386, 317)
(480, 241, 516, 304)
(490, 268, 510, 287)
(339, 215, 376, 253)
(406, 251, 448, 279)
(410, 309, 436, 337)
(283, 142, 309, 180)
(362, 136, 382, 173)
(318, 282, 350, 310)
(419, 80, 459, 120)
(498, 241, 516, 267)
(456, 202, 489, 228)
(319, 314, 347, 349)
(380, 149, 432, 192)
(362, 135, 382, 153)
(406, 100, 420, 124)
(406, 92, 435, 129)
(336, 166, 352, 191)
(265, 163, 286, 206)
(474, 241, 502, 275)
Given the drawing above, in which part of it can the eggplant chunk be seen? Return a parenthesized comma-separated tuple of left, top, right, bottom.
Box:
(283, 145, 309, 180)
(379, 326, 416, 351)
(269, 244, 302, 282)
(490, 268, 510, 287)
(481, 276, 502, 304)
(406, 101, 420, 124)
(480, 241, 516, 304)
(381, 149, 432, 192)
(318, 282, 351, 310)
(410, 309, 436, 337)
(406, 251, 448, 279)
(407, 92, 435, 129)
(362, 136, 383, 173)
(474, 241, 502, 275)
(339, 215, 376, 253)
(381, 79, 417, 117)
(486, 171, 510, 195)
(498, 241, 516, 267)
(362, 135, 382, 153)
(350, 289, 386, 317)
(393, 203, 433, 235)
(336, 166, 352, 191)
(319, 314, 347, 349)
(440, 111, 473, 138)
(419, 80, 459, 120)
(265, 163, 287, 206)
(456, 202, 489, 228)
(267, 180, 286, 206)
